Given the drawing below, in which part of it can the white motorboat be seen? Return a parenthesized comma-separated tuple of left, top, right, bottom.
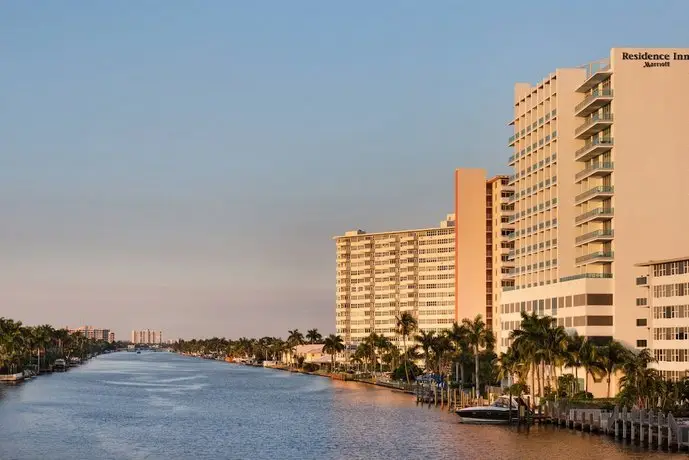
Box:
(455, 395, 525, 424)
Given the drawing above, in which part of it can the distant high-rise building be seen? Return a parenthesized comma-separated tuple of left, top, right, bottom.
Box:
(130, 329, 163, 345)
(67, 326, 113, 342)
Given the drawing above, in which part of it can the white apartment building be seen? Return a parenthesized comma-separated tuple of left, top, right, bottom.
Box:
(334, 215, 456, 348)
(636, 257, 689, 381)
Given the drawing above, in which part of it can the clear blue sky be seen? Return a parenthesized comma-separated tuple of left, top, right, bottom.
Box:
(1, 1, 687, 340)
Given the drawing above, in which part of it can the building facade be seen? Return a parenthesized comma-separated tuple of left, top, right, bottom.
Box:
(334, 215, 456, 348)
(453, 169, 515, 330)
(131, 329, 163, 345)
(497, 48, 689, 393)
(67, 326, 113, 342)
(636, 257, 689, 381)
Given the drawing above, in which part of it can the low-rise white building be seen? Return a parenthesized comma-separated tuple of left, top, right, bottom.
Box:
(635, 257, 689, 381)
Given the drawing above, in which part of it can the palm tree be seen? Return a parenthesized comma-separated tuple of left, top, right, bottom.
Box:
(322, 334, 345, 371)
(287, 329, 305, 366)
(510, 312, 550, 400)
(395, 312, 417, 383)
(448, 322, 471, 385)
(363, 333, 381, 374)
(414, 330, 436, 372)
(461, 314, 493, 396)
(619, 348, 656, 408)
(564, 332, 584, 391)
(599, 340, 630, 398)
(543, 323, 569, 391)
(354, 342, 373, 372)
(306, 329, 322, 344)
(495, 348, 519, 387)
(374, 335, 394, 373)
(431, 333, 453, 376)
(579, 339, 605, 393)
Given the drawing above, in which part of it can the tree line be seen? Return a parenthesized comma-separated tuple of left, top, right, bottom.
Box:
(0, 317, 121, 374)
(172, 311, 689, 410)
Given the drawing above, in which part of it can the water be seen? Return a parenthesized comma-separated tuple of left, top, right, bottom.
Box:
(0, 352, 683, 460)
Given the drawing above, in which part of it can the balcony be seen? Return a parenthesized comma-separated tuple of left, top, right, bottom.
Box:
(575, 186, 615, 205)
(576, 251, 614, 265)
(508, 154, 516, 165)
(575, 66, 612, 93)
(575, 113, 614, 139)
(560, 273, 613, 282)
(575, 207, 614, 224)
(575, 89, 614, 117)
(574, 137, 614, 162)
(575, 162, 614, 181)
(508, 135, 516, 146)
(507, 250, 515, 260)
(575, 229, 614, 245)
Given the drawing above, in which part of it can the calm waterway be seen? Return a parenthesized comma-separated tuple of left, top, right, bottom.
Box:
(0, 352, 683, 460)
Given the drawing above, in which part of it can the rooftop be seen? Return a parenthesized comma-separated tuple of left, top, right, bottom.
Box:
(635, 256, 689, 267)
(334, 214, 455, 240)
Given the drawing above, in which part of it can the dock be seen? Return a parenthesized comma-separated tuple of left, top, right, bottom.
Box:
(544, 403, 689, 451)
(412, 385, 689, 452)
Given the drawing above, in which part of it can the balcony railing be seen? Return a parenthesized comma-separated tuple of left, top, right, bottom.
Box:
(575, 186, 615, 203)
(575, 229, 614, 244)
(574, 137, 614, 161)
(576, 251, 614, 264)
(560, 273, 614, 282)
(575, 113, 614, 137)
(575, 162, 614, 181)
(575, 207, 614, 224)
(574, 89, 614, 116)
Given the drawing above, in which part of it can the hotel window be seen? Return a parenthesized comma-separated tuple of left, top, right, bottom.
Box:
(636, 340, 648, 348)
(636, 318, 647, 327)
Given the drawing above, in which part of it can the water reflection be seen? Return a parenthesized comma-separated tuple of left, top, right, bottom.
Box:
(0, 353, 684, 460)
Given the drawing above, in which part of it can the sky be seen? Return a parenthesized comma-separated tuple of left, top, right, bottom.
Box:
(1, 1, 687, 341)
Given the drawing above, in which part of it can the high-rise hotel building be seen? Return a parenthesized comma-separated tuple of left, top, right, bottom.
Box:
(334, 215, 456, 348)
(498, 48, 689, 385)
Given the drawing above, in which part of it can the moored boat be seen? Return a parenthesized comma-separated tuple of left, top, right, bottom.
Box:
(53, 359, 67, 372)
(455, 395, 526, 424)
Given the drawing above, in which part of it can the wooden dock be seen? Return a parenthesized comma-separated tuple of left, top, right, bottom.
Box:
(543, 404, 689, 451)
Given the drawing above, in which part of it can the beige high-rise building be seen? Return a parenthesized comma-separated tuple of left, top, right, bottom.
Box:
(334, 215, 456, 348)
(497, 48, 689, 393)
(453, 169, 515, 330)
